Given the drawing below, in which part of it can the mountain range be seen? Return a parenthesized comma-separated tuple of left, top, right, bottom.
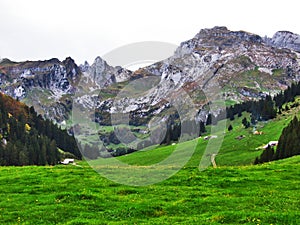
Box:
(1, 26, 300, 142)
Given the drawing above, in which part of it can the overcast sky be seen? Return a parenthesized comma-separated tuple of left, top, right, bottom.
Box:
(1, 0, 299, 65)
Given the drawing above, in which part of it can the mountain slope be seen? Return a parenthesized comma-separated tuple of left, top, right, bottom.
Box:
(0, 56, 132, 123)
(2, 26, 300, 155)
(0, 93, 81, 165)
(102, 27, 300, 120)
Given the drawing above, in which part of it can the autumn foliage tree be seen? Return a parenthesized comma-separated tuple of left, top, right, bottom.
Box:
(0, 93, 81, 166)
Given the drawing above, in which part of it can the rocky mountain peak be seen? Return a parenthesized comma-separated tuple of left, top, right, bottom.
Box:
(195, 26, 262, 43)
(195, 26, 230, 37)
(265, 30, 300, 52)
(138, 26, 300, 123)
(62, 56, 76, 66)
(0, 56, 83, 122)
(45, 58, 61, 64)
(79, 61, 90, 72)
(85, 56, 132, 88)
(87, 56, 116, 88)
(62, 57, 81, 83)
(94, 56, 109, 70)
(0, 58, 17, 65)
(175, 26, 263, 57)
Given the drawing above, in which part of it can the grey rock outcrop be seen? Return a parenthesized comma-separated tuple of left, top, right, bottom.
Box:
(265, 31, 300, 53)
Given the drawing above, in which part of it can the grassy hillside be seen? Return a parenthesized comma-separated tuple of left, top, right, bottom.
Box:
(99, 110, 293, 169)
(0, 156, 299, 224)
(85, 94, 300, 168)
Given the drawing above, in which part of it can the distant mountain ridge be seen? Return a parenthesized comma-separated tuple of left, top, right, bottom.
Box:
(1, 26, 300, 126)
(0, 55, 132, 122)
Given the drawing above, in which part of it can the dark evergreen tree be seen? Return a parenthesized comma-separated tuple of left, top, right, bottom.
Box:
(227, 106, 235, 121)
(275, 116, 300, 160)
(242, 117, 250, 129)
(254, 145, 275, 164)
(250, 114, 256, 125)
(199, 121, 206, 134)
(206, 114, 212, 126)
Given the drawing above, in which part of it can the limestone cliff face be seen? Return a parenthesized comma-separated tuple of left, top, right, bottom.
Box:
(0, 57, 83, 122)
(87, 56, 132, 88)
(0, 58, 79, 98)
(0, 56, 132, 122)
(265, 30, 300, 53)
(100, 26, 300, 123)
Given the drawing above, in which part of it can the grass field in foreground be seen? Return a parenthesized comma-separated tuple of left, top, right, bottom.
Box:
(0, 156, 299, 224)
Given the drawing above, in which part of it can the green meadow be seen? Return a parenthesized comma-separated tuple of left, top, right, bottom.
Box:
(1, 109, 300, 224)
(0, 156, 299, 224)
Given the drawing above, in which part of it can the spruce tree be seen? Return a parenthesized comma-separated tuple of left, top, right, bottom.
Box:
(242, 117, 250, 128)
(273, 116, 300, 161)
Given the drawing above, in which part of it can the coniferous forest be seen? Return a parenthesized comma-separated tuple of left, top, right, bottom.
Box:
(0, 93, 81, 166)
(255, 116, 300, 164)
(160, 81, 300, 147)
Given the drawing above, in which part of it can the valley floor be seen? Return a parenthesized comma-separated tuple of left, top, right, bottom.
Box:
(0, 156, 299, 224)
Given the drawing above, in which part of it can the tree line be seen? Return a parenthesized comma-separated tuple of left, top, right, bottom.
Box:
(0, 93, 81, 166)
(161, 81, 300, 150)
(225, 81, 300, 124)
